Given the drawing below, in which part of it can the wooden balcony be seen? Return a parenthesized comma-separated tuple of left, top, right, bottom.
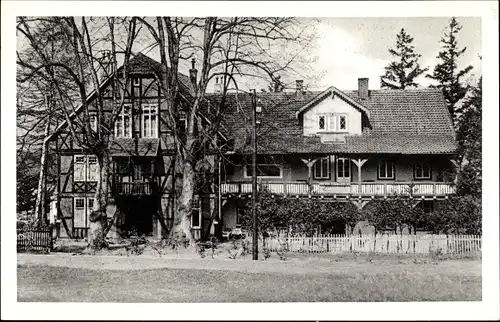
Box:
(220, 181, 455, 198)
(113, 181, 156, 195)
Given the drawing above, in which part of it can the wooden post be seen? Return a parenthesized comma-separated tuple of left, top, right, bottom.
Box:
(301, 158, 319, 193)
(351, 158, 368, 196)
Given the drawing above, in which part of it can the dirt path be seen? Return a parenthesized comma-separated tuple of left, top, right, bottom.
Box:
(17, 253, 481, 276)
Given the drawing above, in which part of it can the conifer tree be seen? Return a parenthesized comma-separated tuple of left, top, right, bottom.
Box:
(380, 28, 428, 89)
(426, 17, 473, 122)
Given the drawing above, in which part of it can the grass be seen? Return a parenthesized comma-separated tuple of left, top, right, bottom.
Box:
(17, 256, 481, 302)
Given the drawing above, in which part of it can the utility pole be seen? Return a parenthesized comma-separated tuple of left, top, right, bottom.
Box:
(251, 89, 258, 260)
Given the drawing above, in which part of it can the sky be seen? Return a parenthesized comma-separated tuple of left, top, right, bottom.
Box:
(163, 17, 481, 93)
(311, 17, 482, 91)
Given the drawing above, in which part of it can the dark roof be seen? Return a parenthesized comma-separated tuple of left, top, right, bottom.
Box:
(128, 53, 194, 94)
(109, 138, 159, 157)
(208, 88, 457, 155)
(46, 53, 194, 143)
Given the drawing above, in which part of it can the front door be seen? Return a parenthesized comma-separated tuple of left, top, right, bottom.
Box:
(335, 157, 351, 184)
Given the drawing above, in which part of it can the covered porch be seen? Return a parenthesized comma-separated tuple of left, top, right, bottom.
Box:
(220, 153, 457, 199)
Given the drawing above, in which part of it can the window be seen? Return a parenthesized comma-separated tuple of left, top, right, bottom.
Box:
(317, 114, 348, 132)
(414, 162, 432, 179)
(133, 78, 141, 97)
(141, 104, 158, 138)
(245, 164, 282, 178)
(89, 112, 97, 132)
(339, 115, 347, 131)
(318, 115, 326, 131)
(75, 198, 85, 209)
(313, 157, 330, 179)
(336, 158, 350, 178)
(191, 209, 201, 229)
(378, 160, 395, 179)
(114, 104, 132, 138)
(74, 155, 100, 182)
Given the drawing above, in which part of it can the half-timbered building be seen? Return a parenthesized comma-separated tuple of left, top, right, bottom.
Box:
(46, 53, 458, 240)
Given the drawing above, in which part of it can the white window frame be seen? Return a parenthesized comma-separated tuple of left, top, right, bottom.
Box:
(337, 114, 348, 132)
(74, 155, 99, 182)
(414, 162, 432, 179)
(243, 164, 283, 179)
(87, 155, 99, 182)
(114, 104, 132, 138)
(133, 78, 141, 87)
(378, 160, 395, 179)
(317, 114, 327, 132)
(75, 197, 85, 209)
(141, 104, 158, 138)
(313, 157, 330, 179)
(74, 155, 87, 182)
(336, 157, 351, 179)
(191, 198, 201, 229)
(317, 114, 348, 133)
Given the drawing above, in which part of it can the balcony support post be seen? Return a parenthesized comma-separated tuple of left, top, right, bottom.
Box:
(351, 158, 368, 195)
(301, 157, 319, 193)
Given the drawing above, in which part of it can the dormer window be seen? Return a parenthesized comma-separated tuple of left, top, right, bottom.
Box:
(317, 114, 348, 132)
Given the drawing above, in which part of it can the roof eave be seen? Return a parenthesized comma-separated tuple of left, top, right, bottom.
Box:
(295, 86, 370, 119)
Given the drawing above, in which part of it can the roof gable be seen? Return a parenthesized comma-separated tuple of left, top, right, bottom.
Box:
(295, 86, 370, 119)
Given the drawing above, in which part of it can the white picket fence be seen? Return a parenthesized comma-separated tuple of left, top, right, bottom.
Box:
(252, 234, 481, 256)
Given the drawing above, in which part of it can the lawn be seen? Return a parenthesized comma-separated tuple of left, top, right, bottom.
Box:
(17, 254, 481, 302)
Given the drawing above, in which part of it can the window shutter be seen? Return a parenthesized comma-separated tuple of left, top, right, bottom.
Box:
(74, 155, 86, 182)
(87, 155, 100, 182)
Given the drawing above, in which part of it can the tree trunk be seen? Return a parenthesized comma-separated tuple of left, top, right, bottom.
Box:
(34, 113, 51, 225)
(88, 150, 112, 249)
(169, 159, 196, 246)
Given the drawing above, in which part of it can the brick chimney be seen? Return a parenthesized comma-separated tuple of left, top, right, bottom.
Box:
(296, 80, 304, 93)
(358, 78, 369, 99)
(189, 58, 198, 86)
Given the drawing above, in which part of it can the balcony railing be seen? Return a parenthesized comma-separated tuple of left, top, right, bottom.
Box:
(113, 182, 155, 195)
(220, 181, 455, 197)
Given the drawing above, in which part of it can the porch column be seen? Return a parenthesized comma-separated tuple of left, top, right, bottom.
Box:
(301, 158, 319, 193)
(351, 158, 368, 193)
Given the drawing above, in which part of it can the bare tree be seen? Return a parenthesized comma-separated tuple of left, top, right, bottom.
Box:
(137, 17, 315, 245)
(17, 16, 139, 248)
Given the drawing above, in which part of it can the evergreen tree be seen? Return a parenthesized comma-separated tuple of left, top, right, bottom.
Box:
(380, 28, 428, 89)
(456, 76, 482, 177)
(426, 17, 474, 123)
